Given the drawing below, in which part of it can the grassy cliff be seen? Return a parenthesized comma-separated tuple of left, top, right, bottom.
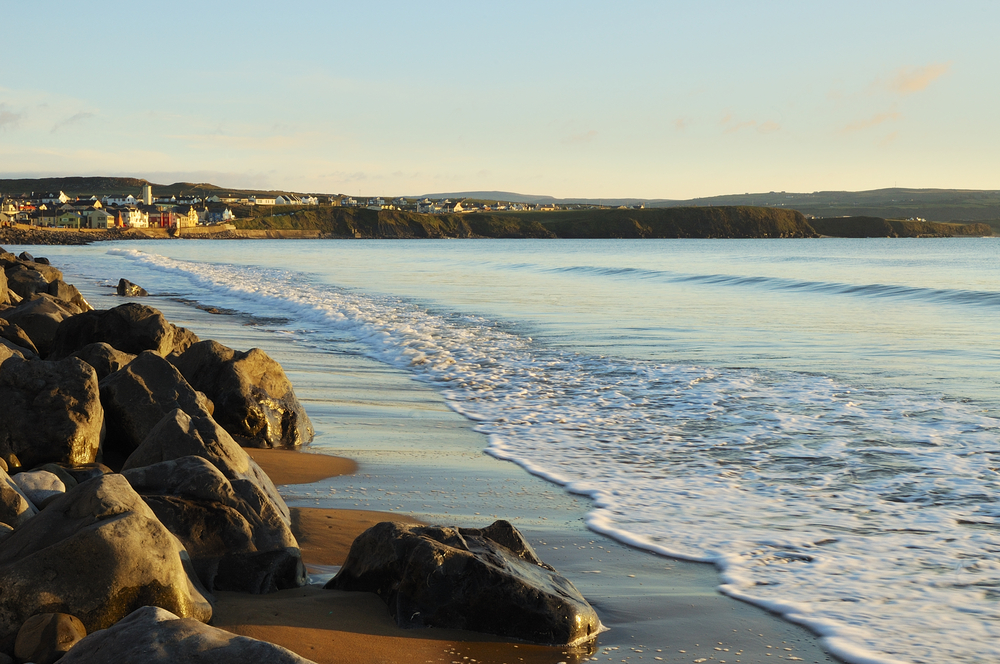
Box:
(809, 216, 992, 238)
(232, 207, 555, 238)
(530, 206, 815, 238)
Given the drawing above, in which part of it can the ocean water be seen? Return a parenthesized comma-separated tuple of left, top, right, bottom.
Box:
(16, 238, 1000, 664)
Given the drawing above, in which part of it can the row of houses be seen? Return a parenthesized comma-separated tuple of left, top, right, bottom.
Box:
(0, 191, 235, 229)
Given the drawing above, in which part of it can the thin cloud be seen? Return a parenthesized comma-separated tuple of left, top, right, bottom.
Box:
(674, 118, 689, 131)
(840, 111, 902, 134)
(879, 131, 899, 147)
(0, 108, 22, 130)
(720, 115, 780, 135)
(881, 62, 952, 95)
(51, 111, 95, 133)
(562, 130, 598, 145)
(757, 121, 780, 134)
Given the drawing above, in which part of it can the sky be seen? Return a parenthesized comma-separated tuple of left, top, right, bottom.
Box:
(0, 1, 997, 199)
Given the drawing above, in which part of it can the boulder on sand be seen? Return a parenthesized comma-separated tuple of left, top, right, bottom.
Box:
(0, 355, 103, 471)
(98, 351, 213, 466)
(0, 474, 212, 653)
(169, 340, 314, 448)
(58, 606, 315, 664)
(327, 519, 602, 646)
(48, 302, 199, 359)
(124, 455, 304, 593)
(122, 408, 290, 525)
(116, 278, 148, 297)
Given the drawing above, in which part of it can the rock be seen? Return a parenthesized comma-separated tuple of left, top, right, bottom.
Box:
(0, 319, 39, 356)
(0, 269, 8, 308)
(15, 252, 32, 263)
(58, 463, 112, 486)
(0, 355, 103, 471)
(122, 408, 290, 525)
(35, 464, 79, 491)
(0, 474, 212, 651)
(4, 266, 48, 301)
(116, 279, 148, 297)
(327, 519, 602, 646)
(0, 467, 36, 529)
(58, 606, 315, 664)
(14, 613, 86, 664)
(0, 294, 78, 356)
(33, 257, 50, 265)
(47, 279, 92, 313)
(11, 470, 65, 506)
(124, 455, 304, 593)
(0, 339, 29, 363)
(170, 340, 314, 448)
(48, 303, 199, 360)
(69, 342, 136, 381)
(98, 352, 213, 466)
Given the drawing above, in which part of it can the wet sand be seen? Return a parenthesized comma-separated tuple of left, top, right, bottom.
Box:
(76, 276, 838, 664)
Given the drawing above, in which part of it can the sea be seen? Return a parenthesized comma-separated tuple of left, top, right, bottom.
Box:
(12, 237, 1000, 664)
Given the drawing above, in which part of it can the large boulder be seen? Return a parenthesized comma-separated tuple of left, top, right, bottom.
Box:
(122, 408, 289, 525)
(47, 279, 92, 313)
(0, 318, 38, 356)
(0, 268, 9, 308)
(0, 355, 104, 471)
(1, 294, 79, 357)
(327, 519, 602, 646)
(0, 474, 212, 652)
(98, 351, 213, 466)
(169, 340, 314, 448)
(3, 265, 49, 301)
(48, 303, 199, 360)
(124, 455, 304, 593)
(0, 467, 36, 529)
(70, 342, 136, 381)
(58, 606, 315, 664)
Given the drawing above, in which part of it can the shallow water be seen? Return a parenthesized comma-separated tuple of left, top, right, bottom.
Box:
(17, 238, 1000, 664)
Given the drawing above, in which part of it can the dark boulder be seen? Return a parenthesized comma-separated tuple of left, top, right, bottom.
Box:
(47, 279, 92, 313)
(4, 266, 47, 301)
(14, 612, 86, 664)
(123, 455, 304, 593)
(0, 355, 104, 471)
(58, 606, 315, 664)
(15, 252, 32, 263)
(0, 474, 212, 652)
(0, 468, 36, 529)
(1, 294, 78, 356)
(169, 340, 314, 448)
(122, 408, 290, 525)
(326, 519, 601, 646)
(116, 278, 148, 297)
(98, 352, 213, 466)
(0, 319, 38, 356)
(70, 342, 136, 380)
(48, 303, 199, 360)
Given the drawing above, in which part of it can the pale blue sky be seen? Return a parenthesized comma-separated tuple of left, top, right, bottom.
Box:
(1, 1, 996, 198)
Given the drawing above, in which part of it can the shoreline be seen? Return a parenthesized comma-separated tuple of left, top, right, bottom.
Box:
(8, 245, 840, 664)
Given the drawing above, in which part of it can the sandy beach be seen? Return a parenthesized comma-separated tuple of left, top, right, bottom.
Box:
(67, 273, 839, 664)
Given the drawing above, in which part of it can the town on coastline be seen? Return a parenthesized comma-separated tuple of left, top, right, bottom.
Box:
(0, 186, 584, 231)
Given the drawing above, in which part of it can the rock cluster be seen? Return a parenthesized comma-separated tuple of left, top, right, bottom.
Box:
(0, 248, 318, 660)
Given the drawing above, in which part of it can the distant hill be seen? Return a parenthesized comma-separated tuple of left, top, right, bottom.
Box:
(0, 176, 296, 199)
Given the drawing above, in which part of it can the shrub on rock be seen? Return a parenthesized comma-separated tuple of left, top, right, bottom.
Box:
(0, 474, 212, 652)
(124, 455, 304, 593)
(58, 606, 315, 664)
(169, 340, 314, 448)
(327, 519, 602, 646)
(0, 355, 103, 471)
(49, 303, 199, 359)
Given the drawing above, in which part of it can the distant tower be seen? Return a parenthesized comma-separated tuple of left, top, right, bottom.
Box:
(141, 184, 153, 205)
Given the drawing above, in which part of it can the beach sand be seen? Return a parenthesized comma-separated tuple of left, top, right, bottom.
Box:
(78, 278, 838, 664)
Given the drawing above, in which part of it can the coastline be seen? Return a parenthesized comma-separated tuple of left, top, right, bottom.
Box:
(88, 281, 837, 664)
